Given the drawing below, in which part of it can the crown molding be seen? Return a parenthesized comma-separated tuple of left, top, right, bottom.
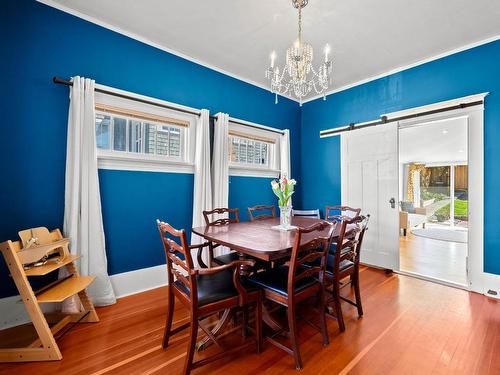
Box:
(36, 0, 299, 103)
(36, 1, 500, 106)
(304, 34, 500, 104)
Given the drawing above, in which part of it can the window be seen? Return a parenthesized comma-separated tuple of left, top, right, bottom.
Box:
(95, 114, 184, 159)
(228, 122, 282, 178)
(94, 91, 196, 173)
(229, 136, 269, 166)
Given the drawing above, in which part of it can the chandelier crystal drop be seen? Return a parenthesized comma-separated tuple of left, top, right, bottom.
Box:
(266, 0, 332, 105)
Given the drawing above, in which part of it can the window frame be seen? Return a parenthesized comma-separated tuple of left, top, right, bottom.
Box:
(94, 90, 196, 174)
(228, 121, 281, 178)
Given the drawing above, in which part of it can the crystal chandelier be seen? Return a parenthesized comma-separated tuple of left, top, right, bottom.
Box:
(265, 0, 332, 105)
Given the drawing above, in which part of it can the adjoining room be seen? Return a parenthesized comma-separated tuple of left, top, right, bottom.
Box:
(1, 1, 500, 374)
(399, 116, 469, 286)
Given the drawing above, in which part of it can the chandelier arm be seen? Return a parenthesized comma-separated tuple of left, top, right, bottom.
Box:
(309, 65, 321, 78)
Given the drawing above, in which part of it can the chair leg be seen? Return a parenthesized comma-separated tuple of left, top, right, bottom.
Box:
(255, 295, 263, 353)
(353, 271, 363, 317)
(287, 304, 303, 370)
(162, 288, 175, 348)
(332, 283, 345, 332)
(183, 315, 198, 375)
(318, 289, 329, 346)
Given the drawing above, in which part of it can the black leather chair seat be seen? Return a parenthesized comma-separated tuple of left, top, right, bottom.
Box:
(325, 257, 354, 275)
(174, 269, 239, 306)
(247, 265, 318, 297)
(213, 252, 240, 265)
(304, 254, 354, 275)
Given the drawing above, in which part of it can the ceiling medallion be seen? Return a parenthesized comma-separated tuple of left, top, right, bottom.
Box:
(266, 0, 332, 105)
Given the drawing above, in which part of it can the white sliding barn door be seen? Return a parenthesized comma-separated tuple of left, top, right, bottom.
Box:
(341, 123, 399, 271)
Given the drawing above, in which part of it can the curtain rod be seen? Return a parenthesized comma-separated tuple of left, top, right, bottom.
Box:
(319, 100, 484, 138)
(227, 117, 284, 135)
(53, 77, 202, 116)
(53, 77, 284, 135)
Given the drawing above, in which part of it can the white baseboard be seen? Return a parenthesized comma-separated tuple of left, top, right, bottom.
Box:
(110, 264, 167, 298)
(482, 272, 500, 299)
(0, 264, 167, 330)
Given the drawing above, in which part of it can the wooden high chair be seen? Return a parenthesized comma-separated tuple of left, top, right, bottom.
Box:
(0, 227, 98, 362)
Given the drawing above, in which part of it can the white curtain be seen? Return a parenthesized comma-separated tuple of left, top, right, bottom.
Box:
(191, 109, 212, 265)
(63, 76, 116, 306)
(280, 129, 291, 178)
(212, 113, 230, 257)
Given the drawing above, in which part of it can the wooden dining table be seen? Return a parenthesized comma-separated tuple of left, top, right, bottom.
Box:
(192, 216, 343, 350)
(192, 216, 340, 262)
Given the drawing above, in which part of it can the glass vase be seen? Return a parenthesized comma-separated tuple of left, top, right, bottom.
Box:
(279, 205, 292, 229)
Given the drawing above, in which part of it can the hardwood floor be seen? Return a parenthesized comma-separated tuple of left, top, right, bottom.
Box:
(1, 267, 499, 374)
(400, 231, 467, 285)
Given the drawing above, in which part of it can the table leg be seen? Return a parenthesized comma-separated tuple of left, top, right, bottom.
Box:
(262, 303, 283, 332)
(196, 308, 233, 351)
(197, 253, 284, 350)
(238, 254, 283, 332)
(238, 252, 254, 276)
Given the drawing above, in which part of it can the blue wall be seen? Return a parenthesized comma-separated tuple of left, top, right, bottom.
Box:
(229, 176, 277, 222)
(3, 1, 499, 300)
(0, 0, 301, 297)
(300, 39, 500, 275)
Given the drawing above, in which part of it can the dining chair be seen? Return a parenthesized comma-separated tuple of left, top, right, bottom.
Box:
(247, 221, 334, 369)
(292, 208, 320, 219)
(157, 220, 262, 375)
(325, 205, 361, 221)
(202, 207, 240, 266)
(323, 214, 370, 332)
(325, 205, 362, 253)
(248, 205, 276, 221)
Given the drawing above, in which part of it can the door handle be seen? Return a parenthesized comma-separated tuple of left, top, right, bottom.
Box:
(389, 197, 396, 209)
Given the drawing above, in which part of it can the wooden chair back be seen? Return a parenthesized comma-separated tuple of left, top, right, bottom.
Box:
(157, 219, 263, 373)
(203, 208, 239, 226)
(291, 209, 320, 219)
(331, 215, 370, 276)
(248, 205, 276, 221)
(157, 220, 198, 306)
(325, 205, 361, 222)
(288, 221, 334, 297)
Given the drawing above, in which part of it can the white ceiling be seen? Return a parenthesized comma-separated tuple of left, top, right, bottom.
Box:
(399, 117, 468, 164)
(43, 0, 500, 101)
